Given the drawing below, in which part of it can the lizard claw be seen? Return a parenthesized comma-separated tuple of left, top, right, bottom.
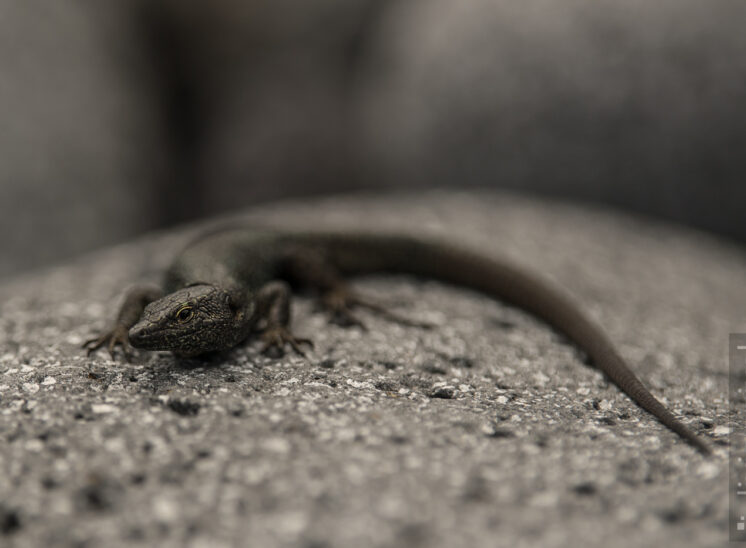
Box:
(260, 326, 314, 358)
(82, 324, 132, 362)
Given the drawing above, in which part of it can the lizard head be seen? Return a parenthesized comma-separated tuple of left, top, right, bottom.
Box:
(128, 284, 249, 357)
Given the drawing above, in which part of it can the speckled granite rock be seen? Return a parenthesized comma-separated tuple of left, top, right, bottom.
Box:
(0, 191, 739, 547)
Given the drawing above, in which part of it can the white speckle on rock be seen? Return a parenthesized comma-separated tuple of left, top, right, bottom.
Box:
(713, 425, 730, 436)
(104, 437, 126, 452)
(91, 403, 117, 414)
(303, 381, 330, 389)
(576, 387, 591, 396)
(616, 506, 639, 523)
(191, 538, 230, 548)
(85, 303, 105, 316)
(599, 399, 613, 411)
(262, 437, 291, 454)
(346, 379, 373, 389)
(273, 511, 308, 539)
(50, 495, 73, 517)
(24, 439, 45, 452)
(153, 496, 179, 522)
(529, 490, 559, 508)
(22, 382, 40, 394)
(696, 461, 720, 480)
(41, 376, 57, 386)
(533, 372, 550, 385)
(378, 495, 408, 519)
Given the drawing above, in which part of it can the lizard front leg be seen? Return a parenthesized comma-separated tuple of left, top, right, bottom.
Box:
(83, 286, 163, 360)
(253, 281, 313, 357)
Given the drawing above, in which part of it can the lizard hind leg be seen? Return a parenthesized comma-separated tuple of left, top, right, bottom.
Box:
(253, 281, 313, 358)
(321, 284, 433, 330)
(282, 245, 431, 330)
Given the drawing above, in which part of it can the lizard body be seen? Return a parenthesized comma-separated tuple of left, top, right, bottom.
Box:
(85, 226, 711, 454)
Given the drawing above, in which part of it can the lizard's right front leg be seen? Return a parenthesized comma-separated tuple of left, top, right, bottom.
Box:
(252, 281, 313, 357)
(83, 286, 163, 360)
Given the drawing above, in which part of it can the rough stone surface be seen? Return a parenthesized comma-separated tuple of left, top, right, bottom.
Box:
(0, 191, 739, 547)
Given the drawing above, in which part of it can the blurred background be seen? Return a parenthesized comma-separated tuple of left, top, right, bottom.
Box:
(1, 0, 745, 279)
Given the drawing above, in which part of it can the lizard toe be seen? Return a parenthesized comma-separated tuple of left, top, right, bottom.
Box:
(84, 325, 131, 361)
(260, 326, 313, 358)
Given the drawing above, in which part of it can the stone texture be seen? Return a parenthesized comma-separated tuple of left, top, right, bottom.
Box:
(0, 191, 739, 547)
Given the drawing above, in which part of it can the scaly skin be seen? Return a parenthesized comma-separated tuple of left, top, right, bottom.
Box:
(84, 226, 712, 454)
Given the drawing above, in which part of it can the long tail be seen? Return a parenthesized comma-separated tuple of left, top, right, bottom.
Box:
(313, 232, 711, 454)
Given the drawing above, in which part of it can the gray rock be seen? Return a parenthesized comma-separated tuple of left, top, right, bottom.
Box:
(0, 192, 736, 547)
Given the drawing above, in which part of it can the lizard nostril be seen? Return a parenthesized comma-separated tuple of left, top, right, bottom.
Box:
(128, 323, 147, 345)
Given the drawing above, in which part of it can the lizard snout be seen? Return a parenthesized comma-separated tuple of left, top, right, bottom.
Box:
(128, 321, 151, 349)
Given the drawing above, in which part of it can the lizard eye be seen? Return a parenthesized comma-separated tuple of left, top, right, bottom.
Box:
(175, 306, 194, 323)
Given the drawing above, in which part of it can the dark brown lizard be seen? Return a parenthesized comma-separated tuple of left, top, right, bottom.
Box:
(84, 226, 711, 454)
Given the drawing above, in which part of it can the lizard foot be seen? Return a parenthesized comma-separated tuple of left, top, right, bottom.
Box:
(82, 324, 132, 361)
(260, 326, 314, 358)
(321, 287, 432, 329)
(321, 288, 367, 329)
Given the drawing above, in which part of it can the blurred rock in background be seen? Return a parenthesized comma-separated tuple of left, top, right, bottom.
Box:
(1, 0, 745, 278)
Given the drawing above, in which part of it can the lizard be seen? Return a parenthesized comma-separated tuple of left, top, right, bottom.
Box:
(83, 225, 712, 455)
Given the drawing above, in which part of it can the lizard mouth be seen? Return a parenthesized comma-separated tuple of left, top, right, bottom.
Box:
(128, 322, 162, 350)
(129, 320, 205, 352)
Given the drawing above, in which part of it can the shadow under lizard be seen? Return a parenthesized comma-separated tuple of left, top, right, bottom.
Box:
(84, 226, 711, 455)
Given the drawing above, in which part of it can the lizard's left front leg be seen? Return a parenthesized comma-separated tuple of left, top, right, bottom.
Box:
(83, 286, 163, 360)
(253, 281, 313, 357)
